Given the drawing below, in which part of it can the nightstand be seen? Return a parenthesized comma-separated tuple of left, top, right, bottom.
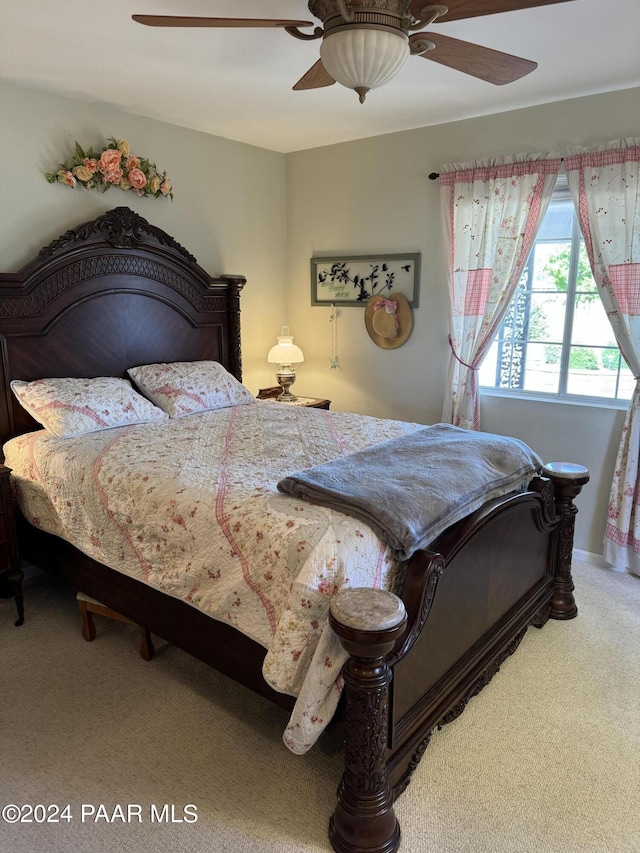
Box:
(280, 396, 331, 409)
(257, 387, 331, 410)
(0, 465, 23, 626)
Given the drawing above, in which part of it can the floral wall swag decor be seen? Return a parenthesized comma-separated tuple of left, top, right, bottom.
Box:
(46, 137, 173, 199)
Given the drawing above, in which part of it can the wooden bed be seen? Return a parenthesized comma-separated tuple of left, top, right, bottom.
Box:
(0, 207, 588, 853)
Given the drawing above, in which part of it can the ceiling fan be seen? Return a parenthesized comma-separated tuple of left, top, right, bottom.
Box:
(132, 1, 575, 103)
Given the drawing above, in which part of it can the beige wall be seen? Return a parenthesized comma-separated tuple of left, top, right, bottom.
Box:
(0, 80, 287, 394)
(286, 87, 640, 553)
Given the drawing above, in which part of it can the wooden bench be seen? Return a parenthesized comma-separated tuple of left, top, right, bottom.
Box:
(77, 591, 155, 661)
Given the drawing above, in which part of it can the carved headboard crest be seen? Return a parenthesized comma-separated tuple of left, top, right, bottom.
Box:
(38, 206, 197, 263)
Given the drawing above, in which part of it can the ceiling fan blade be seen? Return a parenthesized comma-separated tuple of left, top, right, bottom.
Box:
(293, 60, 336, 91)
(410, 0, 574, 23)
(410, 32, 537, 84)
(132, 15, 315, 29)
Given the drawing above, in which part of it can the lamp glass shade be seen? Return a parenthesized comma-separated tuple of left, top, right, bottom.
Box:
(267, 328, 304, 366)
(320, 28, 410, 94)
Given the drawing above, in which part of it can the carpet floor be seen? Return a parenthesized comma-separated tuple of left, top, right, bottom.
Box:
(0, 556, 638, 853)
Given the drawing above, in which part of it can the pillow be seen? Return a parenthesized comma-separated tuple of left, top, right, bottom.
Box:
(11, 377, 168, 438)
(127, 360, 255, 418)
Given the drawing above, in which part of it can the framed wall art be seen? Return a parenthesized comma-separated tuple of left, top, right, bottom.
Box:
(311, 253, 420, 307)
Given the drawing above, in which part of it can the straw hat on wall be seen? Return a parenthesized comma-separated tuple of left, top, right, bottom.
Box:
(364, 293, 414, 349)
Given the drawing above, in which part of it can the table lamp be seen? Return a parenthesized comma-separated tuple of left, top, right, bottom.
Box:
(267, 327, 304, 401)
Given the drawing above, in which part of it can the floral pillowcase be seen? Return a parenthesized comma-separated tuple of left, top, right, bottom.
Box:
(127, 361, 256, 418)
(11, 377, 168, 438)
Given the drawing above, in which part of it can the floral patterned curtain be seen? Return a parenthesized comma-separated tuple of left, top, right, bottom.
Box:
(440, 156, 561, 430)
(564, 139, 640, 575)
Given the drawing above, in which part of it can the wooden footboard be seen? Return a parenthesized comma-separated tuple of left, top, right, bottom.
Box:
(329, 468, 588, 853)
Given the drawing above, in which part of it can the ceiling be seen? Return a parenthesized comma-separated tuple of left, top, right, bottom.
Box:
(2, 1, 639, 153)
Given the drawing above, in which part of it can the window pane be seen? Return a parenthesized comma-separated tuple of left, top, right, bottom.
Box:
(536, 200, 574, 241)
(531, 241, 571, 291)
(566, 347, 618, 397)
(601, 348, 621, 372)
(521, 342, 561, 394)
(529, 292, 566, 342)
(574, 241, 598, 298)
(618, 361, 636, 400)
(479, 341, 499, 387)
(571, 297, 615, 347)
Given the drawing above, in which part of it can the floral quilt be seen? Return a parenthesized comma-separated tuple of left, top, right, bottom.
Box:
(4, 402, 422, 753)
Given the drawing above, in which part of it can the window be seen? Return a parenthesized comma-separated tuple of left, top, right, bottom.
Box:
(479, 176, 634, 404)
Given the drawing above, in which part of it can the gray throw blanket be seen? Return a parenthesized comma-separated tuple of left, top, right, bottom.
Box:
(277, 423, 542, 562)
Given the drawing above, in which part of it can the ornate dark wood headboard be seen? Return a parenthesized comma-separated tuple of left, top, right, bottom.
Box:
(0, 207, 246, 447)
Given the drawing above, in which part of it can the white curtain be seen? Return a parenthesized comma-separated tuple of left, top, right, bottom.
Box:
(564, 138, 640, 575)
(440, 155, 561, 430)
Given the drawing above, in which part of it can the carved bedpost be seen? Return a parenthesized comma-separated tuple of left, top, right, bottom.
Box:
(543, 462, 590, 620)
(329, 588, 407, 853)
(220, 275, 246, 382)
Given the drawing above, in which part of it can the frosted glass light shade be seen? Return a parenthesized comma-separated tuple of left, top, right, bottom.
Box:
(320, 28, 410, 99)
(267, 328, 304, 365)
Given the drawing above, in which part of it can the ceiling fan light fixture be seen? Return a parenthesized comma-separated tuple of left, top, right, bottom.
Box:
(320, 28, 410, 102)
